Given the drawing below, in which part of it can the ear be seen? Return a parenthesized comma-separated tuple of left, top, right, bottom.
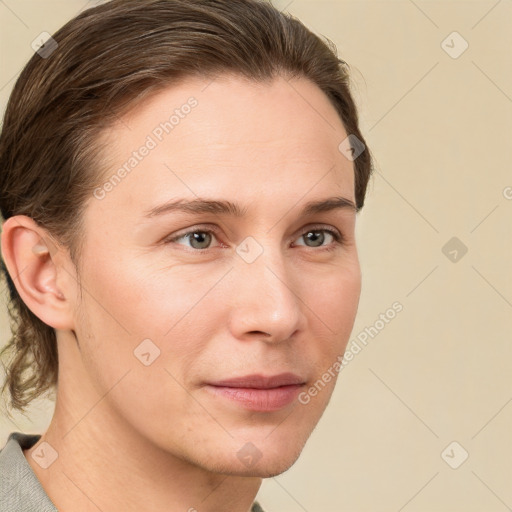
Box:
(0, 215, 76, 330)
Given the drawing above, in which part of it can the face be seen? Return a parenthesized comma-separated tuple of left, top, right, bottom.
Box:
(71, 73, 361, 477)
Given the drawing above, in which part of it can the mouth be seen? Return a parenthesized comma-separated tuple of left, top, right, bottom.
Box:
(204, 373, 306, 412)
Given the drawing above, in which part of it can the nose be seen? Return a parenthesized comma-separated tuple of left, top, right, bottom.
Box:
(227, 248, 306, 344)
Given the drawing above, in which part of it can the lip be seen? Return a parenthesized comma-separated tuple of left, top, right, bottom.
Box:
(208, 372, 305, 389)
(204, 373, 306, 412)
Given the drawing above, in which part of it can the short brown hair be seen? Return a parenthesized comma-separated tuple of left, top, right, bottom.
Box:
(0, 0, 373, 414)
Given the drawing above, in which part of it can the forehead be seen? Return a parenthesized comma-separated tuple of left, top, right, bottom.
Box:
(90, 74, 355, 219)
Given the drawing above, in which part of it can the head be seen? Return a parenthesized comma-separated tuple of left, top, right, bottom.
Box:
(0, 0, 373, 476)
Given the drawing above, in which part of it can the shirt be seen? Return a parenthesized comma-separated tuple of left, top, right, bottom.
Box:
(0, 432, 266, 512)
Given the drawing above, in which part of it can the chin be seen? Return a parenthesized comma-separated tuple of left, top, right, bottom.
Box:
(239, 452, 304, 478)
(199, 432, 310, 478)
(212, 450, 304, 478)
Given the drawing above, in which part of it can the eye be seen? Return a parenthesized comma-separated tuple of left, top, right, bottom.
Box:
(166, 227, 220, 250)
(293, 226, 344, 250)
(163, 224, 344, 252)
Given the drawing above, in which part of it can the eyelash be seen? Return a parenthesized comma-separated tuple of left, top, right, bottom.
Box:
(164, 224, 345, 253)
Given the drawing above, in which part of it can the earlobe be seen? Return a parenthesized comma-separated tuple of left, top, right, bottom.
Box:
(0, 215, 74, 330)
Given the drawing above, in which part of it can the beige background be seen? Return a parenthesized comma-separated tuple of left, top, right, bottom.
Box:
(1, 1, 511, 510)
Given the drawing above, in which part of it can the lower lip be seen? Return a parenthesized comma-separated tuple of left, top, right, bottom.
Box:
(204, 384, 303, 412)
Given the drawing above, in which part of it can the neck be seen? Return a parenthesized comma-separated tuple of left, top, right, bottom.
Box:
(23, 336, 262, 512)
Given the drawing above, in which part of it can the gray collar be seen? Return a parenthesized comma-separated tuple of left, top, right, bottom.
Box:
(0, 432, 58, 511)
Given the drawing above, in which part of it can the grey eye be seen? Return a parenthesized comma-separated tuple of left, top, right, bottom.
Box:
(295, 229, 336, 248)
(182, 231, 214, 250)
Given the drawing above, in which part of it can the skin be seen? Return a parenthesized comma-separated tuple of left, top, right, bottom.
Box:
(2, 74, 362, 512)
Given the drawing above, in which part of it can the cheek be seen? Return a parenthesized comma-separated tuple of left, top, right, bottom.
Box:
(78, 247, 200, 338)
(310, 261, 361, 335)
(75, 250, 220, 387)
(301, 259, 361, 390)
(73, 259, 203, 443)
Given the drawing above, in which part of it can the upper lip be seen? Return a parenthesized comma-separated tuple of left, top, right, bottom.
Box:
(207, 373, 305, 389)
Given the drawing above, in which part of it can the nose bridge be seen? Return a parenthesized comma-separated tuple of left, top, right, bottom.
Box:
(228, 239, 304, 341)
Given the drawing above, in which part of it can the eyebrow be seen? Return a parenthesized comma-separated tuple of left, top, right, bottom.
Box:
(143, 196, 357, 219)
